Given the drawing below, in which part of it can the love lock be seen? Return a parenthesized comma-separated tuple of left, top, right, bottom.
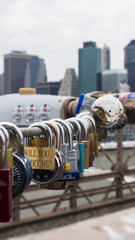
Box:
(1, 122, 33, 198)
(91, 95, 126, 130)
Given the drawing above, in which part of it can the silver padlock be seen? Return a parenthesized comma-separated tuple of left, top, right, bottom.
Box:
(42, 121, 65, 182)
(50, 120, 69, 171)
(53, 119, 80, 172)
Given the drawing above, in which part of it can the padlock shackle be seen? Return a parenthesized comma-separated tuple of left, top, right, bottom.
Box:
(0, 129, 7, 168)
(52, 119, 73, 151)
(51, 120, 65, 144)
(66, 118, 81, 142)
(1, 122, 24, 158)
(29, 122, 53, 147)
(82, 115, 96, 133)
(74, 118, 87, 140)
(0, 125, 10, 149)
(43, 121, 60, 150)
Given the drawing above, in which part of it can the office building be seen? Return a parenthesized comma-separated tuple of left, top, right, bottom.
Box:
(36, 81, 61, 95)
(78, 41, 101, 95)
(0, 74, 4, 95)
(24, 58, 47, 88)
(102, 69, 129, 93)
(124, 40, 135, 91)
(4, 51, 38, 94)
(102, 44, 110, 70)
(58, 68, 78, 97)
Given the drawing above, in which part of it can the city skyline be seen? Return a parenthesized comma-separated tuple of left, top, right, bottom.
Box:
(0, 0, 135, 81)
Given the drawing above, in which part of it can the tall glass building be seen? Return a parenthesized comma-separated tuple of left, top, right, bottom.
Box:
(78, 41, 101, 95)
(24, 58, 47, 88)
(102, 44, 110, 70)
(124, 40, 135, 91)
(4, 51, 38, 94)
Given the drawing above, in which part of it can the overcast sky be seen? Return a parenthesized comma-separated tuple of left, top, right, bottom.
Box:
(0, 0, 135, 81)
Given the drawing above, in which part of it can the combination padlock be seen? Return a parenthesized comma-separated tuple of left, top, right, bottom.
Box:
(0, 128, 12, 222)
(1, 122, 33, 198)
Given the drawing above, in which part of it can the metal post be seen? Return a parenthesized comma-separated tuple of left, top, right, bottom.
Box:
(69, 182, 77, 209)
(116, 129, 123, 198)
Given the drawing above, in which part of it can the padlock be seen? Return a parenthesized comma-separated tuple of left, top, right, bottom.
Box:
(0, 125, 13, 184)
(28, 122, 64, 184)
(66, 118, 84, 173)
(73, 117, 90, 169)
(40, 121, 66, 189)
(1, 122, 33, 198)
(81, 115, 99, 157)
(51, 120, 69, 170)
(51, 119, 80, 180)
(0, 128, 12, 222)
(76, 118, 91, 169)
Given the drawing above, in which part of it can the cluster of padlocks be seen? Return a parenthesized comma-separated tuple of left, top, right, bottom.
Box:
(0, 94, 127, 222)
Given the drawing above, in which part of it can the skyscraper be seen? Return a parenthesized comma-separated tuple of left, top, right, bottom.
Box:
(58, 68, 78, 97)
(124, 40, 135, 91)
(4, 51, 38, 94)
(102, 69, 129, 93)
(102, 44, 110, 70)
(24, 58, 47, 88)
(78, 41, 101, 95)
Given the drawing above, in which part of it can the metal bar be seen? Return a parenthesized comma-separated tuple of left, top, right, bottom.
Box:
(124, 144, 135, 165)
(99, 144, 114, 165)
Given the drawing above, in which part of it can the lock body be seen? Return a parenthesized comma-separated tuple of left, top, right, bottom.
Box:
(13, 149, 33, 198)
(0, 167, 12, 222)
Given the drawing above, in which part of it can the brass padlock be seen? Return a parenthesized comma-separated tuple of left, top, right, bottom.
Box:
(82, 115, 99, 157)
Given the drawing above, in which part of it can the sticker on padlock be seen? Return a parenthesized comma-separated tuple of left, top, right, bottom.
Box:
(1, 122, 33, 198)
(57, 171, 80, 182)
(0, 129, 12, 222)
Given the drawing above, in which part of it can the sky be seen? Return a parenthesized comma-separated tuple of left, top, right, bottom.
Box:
(0, 0, 135, 81)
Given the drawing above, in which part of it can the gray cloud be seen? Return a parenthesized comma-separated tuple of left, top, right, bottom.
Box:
(0, 0, 135, 81)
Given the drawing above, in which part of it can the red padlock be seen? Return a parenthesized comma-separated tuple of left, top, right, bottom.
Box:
(0, 128, 12, 222)
(89, 139, 93, 167)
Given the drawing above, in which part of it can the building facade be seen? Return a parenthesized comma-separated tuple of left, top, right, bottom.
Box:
(78, 41, 101, 95)
(4, 51, 46, 94)
(36, 81, 61, 95)
(102, 44, 110, 70)
(24, 58, 47, 88)
(0, 74, 4, 95)
(102, 69, 129, 93)
(124, 40, 135, 91)
(58, 68, 78, 97)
